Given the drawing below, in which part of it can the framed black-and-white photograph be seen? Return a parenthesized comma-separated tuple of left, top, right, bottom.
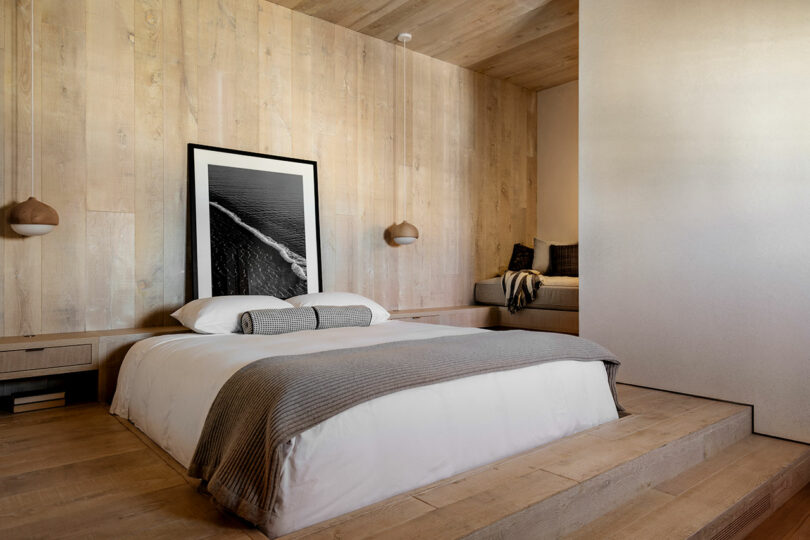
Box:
(189, 144, 322, 299)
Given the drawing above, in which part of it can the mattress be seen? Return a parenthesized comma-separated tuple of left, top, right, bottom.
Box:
(475, 275, 579, 310)
(111, 321, 616, 537)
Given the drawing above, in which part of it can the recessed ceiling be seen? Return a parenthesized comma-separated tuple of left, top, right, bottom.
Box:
(271, 0, 578, 91)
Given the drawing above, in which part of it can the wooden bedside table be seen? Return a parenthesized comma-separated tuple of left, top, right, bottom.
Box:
(0, 334, 98, 381)
(0, 326, 188, 405)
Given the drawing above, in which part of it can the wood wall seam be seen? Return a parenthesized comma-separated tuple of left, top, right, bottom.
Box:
(0, 0, 537, 337)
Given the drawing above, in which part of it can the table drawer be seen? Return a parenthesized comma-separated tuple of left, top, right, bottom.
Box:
(0, 344, 93, 374)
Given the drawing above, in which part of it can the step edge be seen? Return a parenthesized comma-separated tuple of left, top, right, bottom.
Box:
(462, 403, 753, 539)
(289, 400, 754, 539)
(562, 440, 810, 540)
(694, 449, 810, 540)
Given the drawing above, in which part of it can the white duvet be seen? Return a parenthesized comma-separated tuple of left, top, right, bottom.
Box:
(111, 321, 618, 537)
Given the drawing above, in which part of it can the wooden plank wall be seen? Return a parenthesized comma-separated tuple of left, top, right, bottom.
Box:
(0, 0, 536, 338)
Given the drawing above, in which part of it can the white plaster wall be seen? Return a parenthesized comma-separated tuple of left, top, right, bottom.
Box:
(537, 81, 578, 243)
(580, 0, 810, 442)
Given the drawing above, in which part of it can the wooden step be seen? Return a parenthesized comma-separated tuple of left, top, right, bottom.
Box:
(281, 385, 753, 539)
(566, 434, 810, 540)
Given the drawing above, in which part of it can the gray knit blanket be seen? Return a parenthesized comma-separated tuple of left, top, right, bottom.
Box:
(187, 330, 621, 531)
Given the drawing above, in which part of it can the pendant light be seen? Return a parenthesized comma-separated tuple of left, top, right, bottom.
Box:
(388, 32, 418, 246)
(9, 0, 58, 237)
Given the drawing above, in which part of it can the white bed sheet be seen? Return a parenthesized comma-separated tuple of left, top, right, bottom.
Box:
(111, 322, 618, 537)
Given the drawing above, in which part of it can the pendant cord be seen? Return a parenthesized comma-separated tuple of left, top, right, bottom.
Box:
(30, 0, 34, 197)
(402, 38, 406, 222)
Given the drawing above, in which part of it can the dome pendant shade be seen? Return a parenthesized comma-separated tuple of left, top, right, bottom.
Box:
(390, 220, 419, 245)
(9, 197, 59, 236)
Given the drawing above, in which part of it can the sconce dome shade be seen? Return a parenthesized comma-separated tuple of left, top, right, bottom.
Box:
(10, 223, 55, 236)
(390, 220, 419, 245)
(9, 197, 59, 236)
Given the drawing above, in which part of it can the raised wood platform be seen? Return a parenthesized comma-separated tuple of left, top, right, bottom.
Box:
(282, 386, 810, 540)
(567, 435, 810, 539)
(0, 385, 807, 539)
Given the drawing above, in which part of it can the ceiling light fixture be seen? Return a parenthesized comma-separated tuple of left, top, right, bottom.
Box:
(387, 32, 418, 246)
(9, 0, 58, 237)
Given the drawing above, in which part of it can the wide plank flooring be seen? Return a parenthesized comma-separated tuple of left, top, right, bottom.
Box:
(747, 481, 810, 539)
(0, 387, 805, 539)
(565, 435, 809, 539)
(0, 403, 262, 540)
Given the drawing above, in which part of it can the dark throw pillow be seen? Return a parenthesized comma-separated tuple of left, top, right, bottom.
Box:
(548, 244, 579, 277)
(507, 243, 535, 271)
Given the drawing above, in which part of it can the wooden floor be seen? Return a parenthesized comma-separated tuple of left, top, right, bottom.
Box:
(565, 435, 809, 539)
(0, 388, 806, 539)
(0, 403, 262, 539)
(747, 481, 810, 539)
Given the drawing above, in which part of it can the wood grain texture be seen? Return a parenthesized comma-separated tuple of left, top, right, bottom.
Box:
(85, 0, 135, 213)
(0, 0, 10, 336)
(5, 0, 41, 337)
(747, 481, 810, 540)
(277, 0, 579, 91)
(389, 305, 498, 327)
(134, 0, 165, 327)
(566, 436, 810, 540)
(86, 211, 135, 331)
(40, 3, 86, 334)
(0, 334, 98, 382)
(0, 404, 258, 540)
(0, 0, 536, 336)
(0, 344, 91, 373)
(161, 0, 198, 324)
(4, 385, 805, 539)
(279, 387, 755, 539)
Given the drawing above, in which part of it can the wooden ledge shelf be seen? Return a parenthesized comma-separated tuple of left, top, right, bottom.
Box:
(389, 304, 579, 334)
(389, 306, 499, 327)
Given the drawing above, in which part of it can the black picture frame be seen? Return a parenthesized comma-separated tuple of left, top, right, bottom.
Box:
(188, 143, 322, 299)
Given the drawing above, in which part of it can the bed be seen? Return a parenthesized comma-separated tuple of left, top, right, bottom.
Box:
(111, 319, 618, 537)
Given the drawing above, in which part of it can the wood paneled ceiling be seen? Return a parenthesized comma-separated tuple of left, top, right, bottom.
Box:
(271, 0, 578, 91)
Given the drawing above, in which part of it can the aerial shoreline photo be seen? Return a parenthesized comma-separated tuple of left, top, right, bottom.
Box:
(208, 164, 308, 298)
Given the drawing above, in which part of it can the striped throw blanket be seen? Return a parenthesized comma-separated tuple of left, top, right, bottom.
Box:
(502, 269, 544, 313)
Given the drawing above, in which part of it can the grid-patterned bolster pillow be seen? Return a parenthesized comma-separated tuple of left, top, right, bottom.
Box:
(313, 305, 373, 329)
(241, 307, 317, 335)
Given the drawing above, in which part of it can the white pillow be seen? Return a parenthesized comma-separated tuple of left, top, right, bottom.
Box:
(171, 295, 294, 334)
(286, 292, 390, 325)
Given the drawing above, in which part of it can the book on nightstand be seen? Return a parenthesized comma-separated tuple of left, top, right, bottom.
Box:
(11, 391, 66, 413)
